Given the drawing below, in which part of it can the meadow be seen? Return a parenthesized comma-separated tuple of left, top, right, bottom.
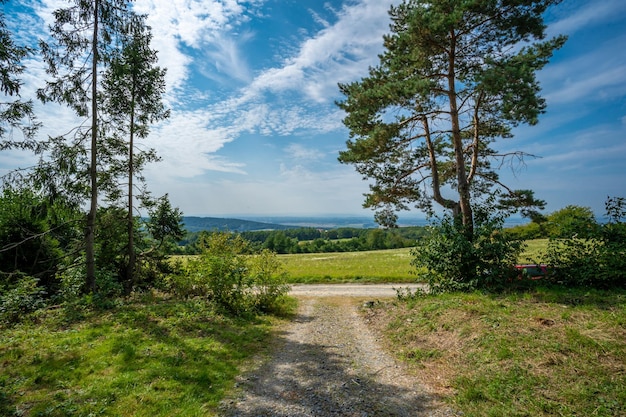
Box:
(374, 288, 626, 416)
(2, 239, 623, 416)
(0, 294, 294, 416)
(279, 248, 416, 283)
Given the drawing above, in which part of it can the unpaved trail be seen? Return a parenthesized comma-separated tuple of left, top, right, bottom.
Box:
(221, 285, 456, 417)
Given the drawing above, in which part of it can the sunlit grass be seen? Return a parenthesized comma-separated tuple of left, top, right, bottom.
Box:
(171, 239, 554, 285)
(0, 293, 292, 416)
(278, 248, 418, 283)
(519, 238, 550, 263)
(372, 288, 626, 416)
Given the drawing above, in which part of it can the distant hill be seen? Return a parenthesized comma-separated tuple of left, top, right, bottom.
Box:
(182, 217, 298, 233)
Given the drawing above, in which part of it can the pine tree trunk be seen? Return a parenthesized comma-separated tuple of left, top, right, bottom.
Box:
(127, 99, 135, 288)
(447, 29, 473, 239)
(86, 0, 99, 293)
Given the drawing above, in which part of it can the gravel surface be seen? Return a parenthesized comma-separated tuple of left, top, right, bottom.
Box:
(221, 285, 457, 416)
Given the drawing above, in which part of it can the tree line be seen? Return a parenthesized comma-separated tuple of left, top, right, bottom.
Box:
(177, 226, 428, 255)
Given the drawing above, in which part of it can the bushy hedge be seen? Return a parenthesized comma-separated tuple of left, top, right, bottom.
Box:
(544, 197, 625, 288)
(412, 209, 524, 293)
(166, 233, 290, 315)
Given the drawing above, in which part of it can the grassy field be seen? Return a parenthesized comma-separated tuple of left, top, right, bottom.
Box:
(0, 294, 294, 417)
(172, 239, 552, 285)
(279, 247, 417, 283)
(5, 240, 620, 416)
(370, 288, 626, 416)
(279, 239, 552, 283)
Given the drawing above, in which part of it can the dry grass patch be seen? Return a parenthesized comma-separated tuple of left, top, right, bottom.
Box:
(363, 288, 626, 416)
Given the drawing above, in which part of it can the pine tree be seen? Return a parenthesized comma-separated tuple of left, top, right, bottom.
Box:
(337, 0, 566, 237)
(101, 15, 169, 285)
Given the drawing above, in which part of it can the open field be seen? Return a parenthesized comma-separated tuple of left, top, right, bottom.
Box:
(172, 239, 554, 284)
(368, 287, 626, 416)
(279, 248, 417, 283)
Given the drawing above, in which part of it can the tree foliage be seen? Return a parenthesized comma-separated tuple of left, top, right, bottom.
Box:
(37, 0, 140, 291)
(0, 0, 40, 151)
(544, 197, 625, 288)
(337, 0, 565, 234)
(101, 15, 169, 284)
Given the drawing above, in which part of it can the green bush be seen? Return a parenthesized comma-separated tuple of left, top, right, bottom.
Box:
(170, 233, 290, 315)
(544, 197, 625, 288)
(0, 275, 47, 323)
(412, 210, 523, 293)
(249, 249, 291, 312)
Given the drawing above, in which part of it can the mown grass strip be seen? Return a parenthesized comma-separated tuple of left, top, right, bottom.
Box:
(0, 293, 291, 416)
(371, 288, 626, 416)
(278, 247, 417, 283)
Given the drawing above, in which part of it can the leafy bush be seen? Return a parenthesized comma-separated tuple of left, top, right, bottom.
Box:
(170, 233, 290, 315)
(0, 275, 47, 323)
(249, 249, 291, 312)
(412, 209, 524, 293)
(544, 196, 625, 288)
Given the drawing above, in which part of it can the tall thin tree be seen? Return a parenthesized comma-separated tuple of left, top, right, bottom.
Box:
(38, 0, 136, 292)
(101, 15, 169, 285)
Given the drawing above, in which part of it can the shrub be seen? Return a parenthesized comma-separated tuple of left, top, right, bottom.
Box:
(412, 209, 524, 293)
(544, 196, 625, 288)
(249, 249, 291, 313)
(0, 275, 47, 323)
(170, 233, 290, 316)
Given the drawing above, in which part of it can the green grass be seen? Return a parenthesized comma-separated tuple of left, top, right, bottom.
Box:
(374, 287, 626, 416)
(278, 247, 418, 283)
(0, 293, 294, 416)
(172, 238, 553, 285)
(519, 238, 550, 263)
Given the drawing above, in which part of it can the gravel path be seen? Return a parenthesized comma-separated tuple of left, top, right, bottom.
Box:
(221, 285, 456, 416)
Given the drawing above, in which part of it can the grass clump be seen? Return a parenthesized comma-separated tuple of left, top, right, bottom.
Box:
(0, 292, 292, 416)
(372, 288, 626, 416)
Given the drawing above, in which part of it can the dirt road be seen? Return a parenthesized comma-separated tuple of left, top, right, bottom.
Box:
(221, 284, 456, 417)
(289, 283, 426, 297)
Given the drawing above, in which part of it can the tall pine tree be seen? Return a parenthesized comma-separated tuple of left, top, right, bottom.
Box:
(37, 0, 138, 292)
(338, 0, 566, 236)
(101, 15, 169, 286)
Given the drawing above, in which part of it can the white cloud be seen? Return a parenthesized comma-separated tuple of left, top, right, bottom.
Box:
(145, 110, 247, 179)
(159, 165, 371, 216)
(284, 143, 325, 161)
(547, 0, 626, 37)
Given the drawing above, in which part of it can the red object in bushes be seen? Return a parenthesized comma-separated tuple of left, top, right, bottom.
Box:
(515, 264, 548, 280)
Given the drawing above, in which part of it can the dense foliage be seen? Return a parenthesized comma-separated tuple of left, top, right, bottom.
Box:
(543, 197, 626, 288)
(167, 233, 290, 315)
(179, 226, 427, 255)
(412, 206, 524, 293)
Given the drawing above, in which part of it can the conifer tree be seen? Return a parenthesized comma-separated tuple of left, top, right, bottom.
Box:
(38, 0, 137, 292)
(337, 0, 566, 237)
(101, 15, 169, 285)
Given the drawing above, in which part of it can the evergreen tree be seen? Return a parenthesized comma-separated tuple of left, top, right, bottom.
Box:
(101, 15, 169, 285)
(37, 0, 138, 292)
(0, 0, 40, 152)
(337, 0, 566, 237)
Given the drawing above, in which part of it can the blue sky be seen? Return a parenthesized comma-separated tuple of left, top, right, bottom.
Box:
(2, 0, 626, 219)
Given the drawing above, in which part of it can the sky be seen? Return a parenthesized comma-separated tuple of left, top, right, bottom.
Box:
(2, 0, 626, 219)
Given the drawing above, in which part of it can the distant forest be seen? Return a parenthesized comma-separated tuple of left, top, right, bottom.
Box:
(176, 217, 428, 254)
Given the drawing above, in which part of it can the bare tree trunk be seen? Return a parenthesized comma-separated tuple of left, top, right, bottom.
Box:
(447, 29, 473, 238)
(127, 94, 135, 288)
(86, 0, 99, 293)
